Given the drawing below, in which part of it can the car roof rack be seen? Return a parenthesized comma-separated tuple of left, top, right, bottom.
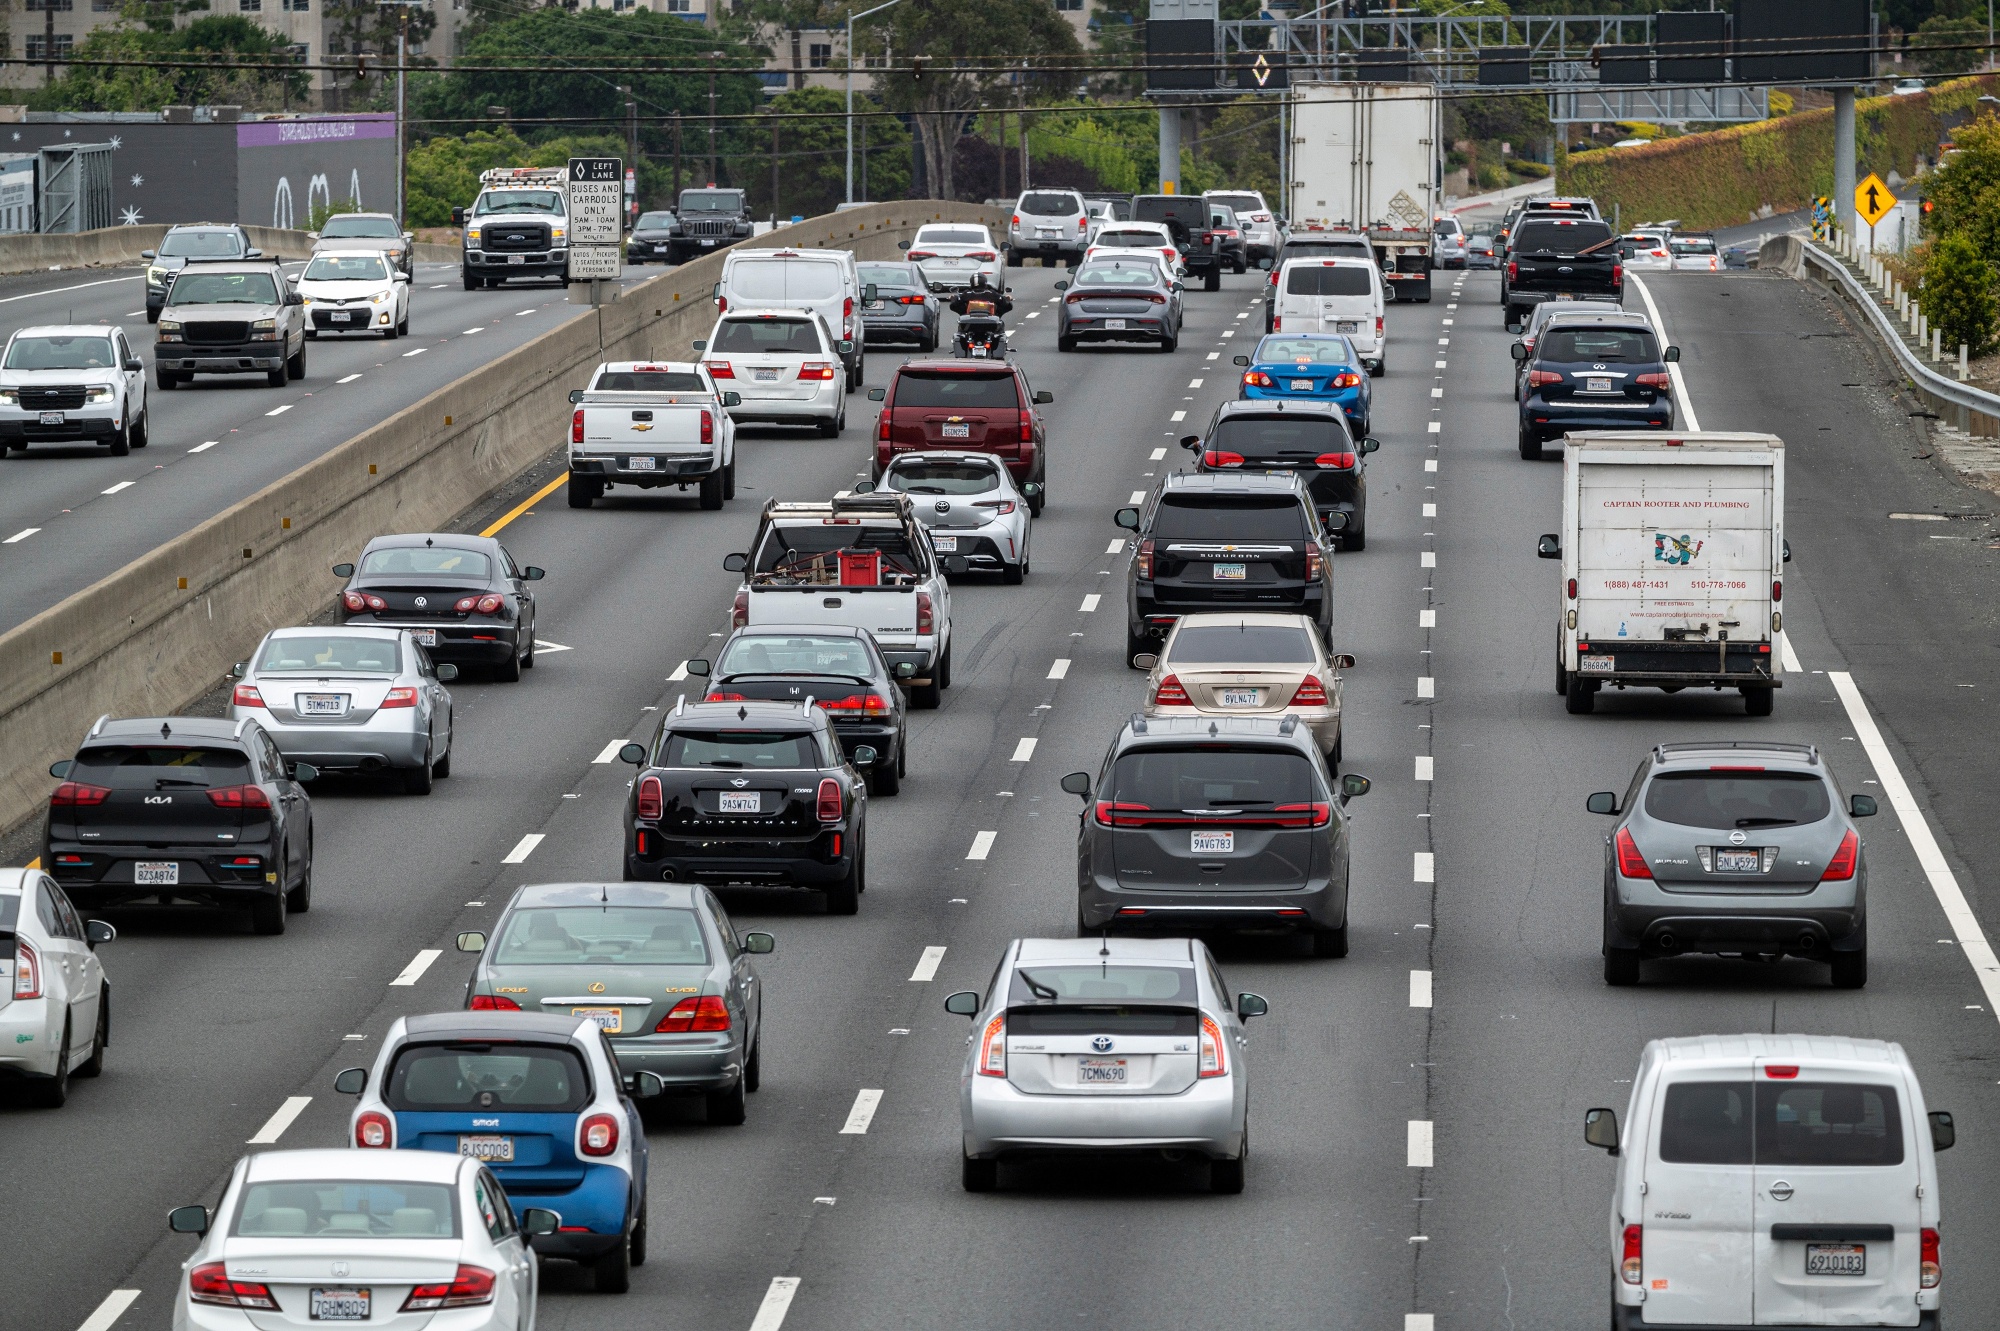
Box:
(87, 712, 111, 738)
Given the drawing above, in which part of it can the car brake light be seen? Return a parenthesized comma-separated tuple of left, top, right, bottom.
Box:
(1268, 269, 1279, 286)
(1291, 674, 1329, 706)
(206, 784, 272, 810)
(1613, 262, 1624, 285)
(978, 1013, 1007, 1076)
(801, 362, 836, 380)
(1375, 316, 1384, 337)
(704, 691, 747, 702)
(231, 683, 265, 708)
(342, 591, 388, 612)
(1764, 1064, 1799, 1078)
(1922, 1227, 1940, 1288)
(896, 294, 925, 305)
(732, 589, 749, 629)
(1305, 540, 1324, 580)
(1507, 260, 1518, 282)
(355, 1110, 392, 1148)
(50, 781, 111, 807)
(402, 1265, 497, 1312)
(1621, 1225, 1643, 1284)
(916, 590, 934, 634)
(1198, 1014, 1227, 1077)
(1331, 371, 1363, 388)
(1019, 410, 1034, 445)
(1077, 216, 1088, 230)
(190, 1264, 280, 1310)
(1636, 372, 1671, 390)
(1314, 451, 1357, 468)
(716, 295, 727, 312)
(1614, 827, 1653, 879)
(843, 296, 853, 319)
(700, 409, 713, 446)
(906, 250, 935, 260)
(1528, 370, 1563, 388)
(1568, 578, 1578, 600)
(1242, 371, 1273, 388)
(706, 360, 734, 379)
(1203, 449, 1246, 467)
(1273, 801, 1332, 827)
(819, 692, 894, 716)
(1136, 538, 1154, 579)
(817, 776, 843, 822)
(378, 686, 419, 710)
(966, 251, 997, 261)
(468, 994, 520, 1010)
(1272, 315, 1283, 331)
(655, 995, 731, 1032)
(579, 1113, 620, 1157)
(975, 499, 1016, 516)
(571, 408, 584, 444)
(14, 939, 41, 999)
(637, 775, 663, 821)
(1820, 829, 1860, 882)
(1772, 579, 1782, 603)
(877, 407, 892, 442)
(1152, 674, 1191, 705)
(454, 593, 503, 614)
(1010, 215, 1020, 227)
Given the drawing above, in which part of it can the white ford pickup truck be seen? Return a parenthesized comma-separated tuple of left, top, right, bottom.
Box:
(721, 492, 967, 707)
(566, 360, 740, 510)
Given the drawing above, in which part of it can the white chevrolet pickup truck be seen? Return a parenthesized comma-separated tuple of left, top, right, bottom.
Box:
(566, 360, 741, 509)
(721, 492, 967, 707)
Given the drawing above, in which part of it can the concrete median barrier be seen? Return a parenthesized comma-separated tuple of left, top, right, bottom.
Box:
(0, 224, 317, 276)
(0, 201, 1003, 836)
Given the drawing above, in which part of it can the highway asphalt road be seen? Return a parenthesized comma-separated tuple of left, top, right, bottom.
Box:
(9, 260, 2000, 1331)
(0, 259, 647, 634)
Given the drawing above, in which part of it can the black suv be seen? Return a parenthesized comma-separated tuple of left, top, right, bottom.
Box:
(1116, 472, 1341, 664)
(661, 188, 754, 265)
(1513, 314, 1676, 458)
(141, 223, 258, 322)
(1183, 399, 1377, 550)
(44, 716, 316, 934)
(619, 699, 871, 914)
(1061, 714, 1371, 955)
(1132, 194, 1229, 291)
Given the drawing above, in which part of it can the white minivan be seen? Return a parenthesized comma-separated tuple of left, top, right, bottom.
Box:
(1273, 256, 1386, 375)
(1585, 1034, 1951, 1331)
(715, 247, 868, 391)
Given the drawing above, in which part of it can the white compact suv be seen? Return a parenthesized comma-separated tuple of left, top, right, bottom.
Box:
(0, 324, 149, 456)
(699, 309, 851, 437)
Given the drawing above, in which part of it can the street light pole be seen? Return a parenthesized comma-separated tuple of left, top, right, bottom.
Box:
(845, 0, 904, 205)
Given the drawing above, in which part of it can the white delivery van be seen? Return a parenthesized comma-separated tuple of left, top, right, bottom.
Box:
(715, 247, 869, 390)
(1585, 1034, 1952, 1331)
(1272, 256, 1385, 373)
(1538, 431, 1787, 716)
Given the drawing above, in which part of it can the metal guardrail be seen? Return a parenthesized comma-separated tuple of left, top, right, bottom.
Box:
(1801, 238, 2000, 422)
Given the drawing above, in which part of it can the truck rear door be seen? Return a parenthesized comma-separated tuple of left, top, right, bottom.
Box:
(889, 368, 1023, 462)
(746, 586, 916, 639)
(1641, 1072, 1756, 1324)
(580, 394, 712, 454)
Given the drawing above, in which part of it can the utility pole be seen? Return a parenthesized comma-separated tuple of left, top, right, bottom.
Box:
(621, 85, 638, 226)
(672, 112, 683, 199)
(845, 0, 903, 204)
(707, 51, 720, 186)
(770, 112, 781, 224)
(396, 7, 408, 225)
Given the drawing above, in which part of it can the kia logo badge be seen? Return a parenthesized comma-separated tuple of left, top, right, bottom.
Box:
(1091, 1036, 1114, 1053)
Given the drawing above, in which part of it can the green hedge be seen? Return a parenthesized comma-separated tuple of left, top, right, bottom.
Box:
(1558, 74, 2000, 231)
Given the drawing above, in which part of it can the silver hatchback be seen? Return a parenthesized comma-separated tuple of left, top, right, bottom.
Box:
(945, 937, 1266, 1193)
(855, 451, 1036, 582)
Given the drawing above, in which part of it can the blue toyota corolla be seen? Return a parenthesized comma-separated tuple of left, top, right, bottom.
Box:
(1233, 333, 1372, 436)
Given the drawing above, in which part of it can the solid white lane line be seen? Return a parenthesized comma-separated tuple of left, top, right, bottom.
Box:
(967, 830, 997, 860)
(667, 660, 689, 681)
(462, 327, 485, 334)
(247, 1095, 313, 1144)
(389, 949, 442, 987)
(1150, 447, 1166, 460)
(189, 440, 217, 452)
(1422, 502, 1437, 517)
(1408, 1120, 1434, 1167)
(1011, 738, 1037, 762)
(841, 1089, 883, 1133)
(1629, 274, 1701, 431)
(0, 274, 136, 307)
(748, 1277, 802, 1331)
(910, 947, 947, 982)
(1170, 410, 1187, 421)
(1128, 490, 1147, 504)
(1420, 609, 1436, 627)
(402, 347, 427, 357)
(265, 404, 293, 416)
(1409, 970, 1433, 1008)
(75, 1289, 142, 1331)
(592, 739, 624, 764)
(1414, 852, 1435, 883)
(1080, 594, 1100, 612)
(1780, 635, 1803, 672)
(101, 481, 136, 495)
(1415, 756, 1433, 782)
(337, 373, 362, 384)
(1417, 677, 1435, 699)
(1107, 538, 1126, 554)
(4, 527, 40, 543)
(502, 833, 545, 864)
(1420, 551, 1436, 568)
(1048, 659, 1071, 679)
(1831, 672, 2000, 1016)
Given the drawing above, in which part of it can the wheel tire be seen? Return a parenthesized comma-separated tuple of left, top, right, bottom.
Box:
(462, 268, 479, 291)
(1743, 686, 1775, 717)
(1604, 947, 1641, 986)
(1311, 924, 1349, 959)
(1006, 249, 1023, 267)
(699, 467, 725, 510)
(824, 849, 861, 915)
(75, 991, 108, 1078)
(521, 635, 536, 670)
(25, 1020, 71, 1107)
(1556, 658, 1569, 695)
(1519, 431, 1540, 460)
(433, 744, 451, 779)
(1565, 679, 1597, 714)
(287, 842, 313, 912)
(567, 472, 602, 508)
(629, 1199, 648, 1268)
(382, 319, 397, 341)
(1027, 487, 1045, 518)
(398, 309, 410, 336)
(817, 412, 842, 438)
(130, 410, 149, 449)
(705, 1074, 748, 1125)
(591, 1232, 632, 1294)
(107, 423, 130, 457)
(267, 368, 287, 388)
(1002, 560, 1024, 585)
(250, 886, 288, 936)
(1204, 268, 1222, 293)
(1342, 527, 1366, 552)
(871, 758, 900, 796)
(495, 648, 523, 683)
(305, 329, 319, 340)
(1127, 626, 1151, 669)
(1058, 335, 1077, 353)
(288, 342, 306, 381)
(1369, 357, 1385, 378)
(1209, 1154, 1246, 1194)
(723, 456, 737, 500)
(1161, 332, 1179, 353)
(1831, 945, 1868, 989)
(962, 1154, 998, 1192)
(146, 307, 161, 325)
(937, 643, 953, 691)
(744, 1040, 762, 1093)
(911, 674, 942, 709)
(155, 365, 177, 391)
(404, 748, 435, 796)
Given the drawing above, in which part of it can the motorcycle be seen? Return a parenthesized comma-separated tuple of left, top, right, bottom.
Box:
(953, 313, 1008, 359)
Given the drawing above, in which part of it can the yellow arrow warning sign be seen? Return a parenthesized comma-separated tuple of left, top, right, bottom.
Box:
(1855, 172, 1896, 228)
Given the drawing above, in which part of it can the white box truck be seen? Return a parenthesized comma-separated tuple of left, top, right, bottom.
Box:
(1537, 432, 1788, 715)
(1288, 82, 1440, 303)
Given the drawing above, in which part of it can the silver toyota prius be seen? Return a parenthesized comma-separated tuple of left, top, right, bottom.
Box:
(945, 936, 1266, 1194)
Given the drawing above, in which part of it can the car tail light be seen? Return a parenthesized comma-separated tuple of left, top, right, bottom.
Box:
(1242, 371, 1274, 388)
(967, 250, 997, 261)
(355, 1110, 393, 1148)
(975, 499, 1016, 516)
(1527, 370, 1563, 388)
(14, 939, 41, 999)
(1273, 801, 1333, 827)
(1152, 674, 1191, 705)
(190, 1264, 280, 1310)
(700, 409, 713, 446)
(1315, 451, 1357, 468)
(655, 995, 731, 1032)
(342, 591, 387, 613)
(1077, 216, 1088, 231)
(50, 782, 110, 807)
(978, 1014, 1007, 1076)
(896, 294, 925, 305)
(579, 1112, 620, 1157)
(716, 296, 727, 312)
(468, 994, 520, 1011)
(1621, 1225, 1643, 1284)
(637, 775, 663, 821)
(843, 296, 853, 320)
(1197, 1014, 1227, 1077)
(1011, 215, 1021, 227)
(1305, 541, 1324, 580)
(706, 360, 734, 379)
(1507, 260, 1518, 282)
(1375, 316, 1384, 338)
(1332, 371, 1364, 388)
(371, 686, 418, 711)
(571, 408, 584, 444)
(704, 691, 747, 702)
(1095, 800, 1147, 826)
(1204, 449, 1246, 467)
(1614, 827, 1653, 879)
(801, 362, 837, 380)
(1764, 1064, 1799, 1078)
(206, 784, 272, 810)
(1820, 829, 1860, 882)
(731, 588, 749, 628)
(452, 593, 505, 614)
(1612, 262, 1625, 286)
(877, 408, 892, 443)
(906, 249, 935, 260)
(1267, 268, 1279, 286)
(1568, 578, 1578, 600)
(817, 777, 843, 823)
(231, 683, 265, 708)
(916, 590, 934, 634)
(1921, 1227, 1940, 1288)
(1019, 410, 1034, 445)
(819, 692, 894, 717)
(1136, 538, 1155, 579)
(402, 1265, 497, 1312)
(1291, 674, 1329, 706)
(1272, 316, 1283, 331)
(1636, 372, 1671, 390)
(1772, 579, 1782, 603)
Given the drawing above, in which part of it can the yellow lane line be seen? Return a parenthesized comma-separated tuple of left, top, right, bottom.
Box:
(480, 473, 567, 538)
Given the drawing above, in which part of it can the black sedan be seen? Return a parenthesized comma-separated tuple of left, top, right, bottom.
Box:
(1184, 398, 1377, 551)
(619, 700, 871, 914)
(1514, 316, 1678, 459)
(857, 260, 939, 352)
(688, 624, 912, 794)
(1056, 257, 1184, 352)
(331, 533, 543, 680)
(625, 211, 677, 265)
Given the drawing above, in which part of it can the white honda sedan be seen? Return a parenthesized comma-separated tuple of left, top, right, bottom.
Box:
(169, 1148, 553, 1331)
(295, 250, 411, 339)
(0, 867, 113, 1107)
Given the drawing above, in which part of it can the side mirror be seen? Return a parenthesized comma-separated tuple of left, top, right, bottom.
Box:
(140, 249, 156, 259)
(455, 931, 487, 953)
(291, 762, 319, 783)
(943, 555, 970, 575)
(333, 1067, 368, 1095)
(1257, 257, 1272, 270)
(1338, 772, 1370, 802)
(742, 930, 776, 954)
(1114, 507, 1141, 530)
(851, 480, 876, 493)
(1664, 345, 1681, 362)
(851, 744, 879, 766)
(1232, 354, 1250, 366)
(867, 387, 885, 401)
(1361, 437, 1380, 454)
(723, 553, 749, 572)
(436, 664, 459, 682)
(1132, 652, 1158, 669)
(332, 562, 355, 577)
(1536, 533, 1561, 560)
(1322, 511, 1349, 532)
(632, 1070, 667, 1099)
(1849, 794, 1877, 818)
(232, 659, 249, 677)
(1033, 390, 1053, 405)
(1783, 538, 1792, 563)
(1022, 482, 1042, 497)
(944, 990, 981, 1017)
(722, 391, 742, 407)
(1054, 280, 1069, 291)
(1584, 1107, 1621, 1155)
(619, 742, 648, 766)
(1172, 282, 1185, 293)
(521, 566, 545, 581)
(1236, 992, 1269, 1019)
(123, 356, 144, 372)
(897, 239, 910, 251)
(1333, 653, 1357, 670)
(711, 283, 722, 299)
(569, 388, 584, 404)
(1510, 342, 1528, 362)
(692, 339, 707, 352)
(1060, 772, 1092, 799)
(864, 283, 878, 302)
(1180, 434, 1201, 451)
(520, 1208, 561, 1237)
(394, 272, 410, 283)
(893, 661, 917, 680)
(450, 207, 466, 226)
(685, 658, 711, 677)
(85, 919, 116, 947)
(167, 1205, 211, 1236)
(1586, 792, 1619, 815)
(1929, 1110, 1956, 1151)
(48, 759, 72, 778)
(244, 248, 263, 259)
(838, 340, 855, 356)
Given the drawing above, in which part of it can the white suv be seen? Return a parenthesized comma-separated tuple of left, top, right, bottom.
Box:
(1204, 190, 1282, 265)
(1006, 189, 1089, 267)
(700, 309, 850, 438)
(0, 324, 149, 457)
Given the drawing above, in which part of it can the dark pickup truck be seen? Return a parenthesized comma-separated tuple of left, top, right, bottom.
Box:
(1503, 217, 1622, 329)
(1131, 194, 1229, 291)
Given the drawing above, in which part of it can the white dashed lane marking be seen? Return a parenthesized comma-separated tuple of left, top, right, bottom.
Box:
(1420, 609, 1436, 627)
(1408, 1120, 1434, 1167)
(1171, 410, 1187, 421)
(189, 440, 217, 452)
(1048, 659, 1072, 679)
(1128, 491, 1147, 504)
(909, 947, 947, 982)
(841, 1089, 883, 1133)
(101, 481, 136, 495)
(1422, 503, 1437, 517)
(1424, 459, 1438, 472)
(4, 527, 40, 543)
(749, 1277, 802, 1331)
(667, 660, 690, 681)
(1080, 594, 1100, 612)
(75, 1290, 141, 1331)
(266, 404, 292, 416)
(1414, 852, 1435, 883)
(1415, 756, 1433, 782)
(1420, 552, 1436, 568)
(337, 373, 362, 384)
(1150, 447, 1166, 460)
(1410, 971, 1433, 1008)
(247, 1096, 313, 1145)
(502, 833, 545, 864)
(403, 347, 427, 358)
(1106, 538, 1126, 554)
(1427, 421, 1440, 433)
(592, 740, 625, 764)
(1011, 738, 1037, 762)
(1417, 677, 1435, 699)
(967, 830, 997, 860)
(389, 949, 442, 987)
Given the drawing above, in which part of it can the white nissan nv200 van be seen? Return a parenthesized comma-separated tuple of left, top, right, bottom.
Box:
(715, 247, 868, 391)
(1273, 256, 1386, 376)
(1585, 1034, 1952, 1331)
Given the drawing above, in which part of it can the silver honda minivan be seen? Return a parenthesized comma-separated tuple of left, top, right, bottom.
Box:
(1006, 189, 1089, 267)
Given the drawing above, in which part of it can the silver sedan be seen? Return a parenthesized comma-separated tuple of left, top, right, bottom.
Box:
(857, 452, 1035, 583)
(945, 936, 1266, 1193)
(227, 626, 456, 794)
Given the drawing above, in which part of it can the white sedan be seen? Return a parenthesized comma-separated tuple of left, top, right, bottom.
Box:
(904, 223, 1001, 291)
(0, 867, 113, 1107)
(1083, 222, 1185, 279)
(295, 250, 411, 339)
(859, 451, 1036, 580)
(170, 1148, 551, 1331)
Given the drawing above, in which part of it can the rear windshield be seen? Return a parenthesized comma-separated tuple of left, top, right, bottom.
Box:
(1169, 623, 1318, 664)
(1467, 234, 1492, 247)
(916, 228, 989, 245)
(857, 263, 919, 287)
(1511, 219, 1615, 254)
(71, 745, 249, 788)
(1253, 336, 1354, 365)
(1107, 746, 1315, 810)
(662, 730, 821, 768)
(1658, 1081, 1904, 1166)
(1152, 495, 1307, 542)
(304, 254, 390, 282)
(755, 522, 919, 577)
(6, 335, 115, 370)
(385, 1042, 590, 1112)
(1076, 265, 1161, 288)
(727, 259, 841, 302)
(257, 635, 401, 674)
(1281, 241, 1372, 262)
(1206, 417, 1349, 459)
(1009, 965, 1196, 1004)
(1009, 1006, 1199, 1035)
(883, 460, 1003, 495)
(635, 212, 674, 229)
(717, 634, 876, 677)
(1672, 237, 1717, 254)
(493, 906, 708, 966)
(1286, 265, 1374, 297)
(1208, 193, 1263, 214)
(1644, 771, 1831, 830)
(892, 371, 1018, 410)
(1017, 192, 1080, 216)
(359, 546, 491, 580)
(319, 216, 400, 239)
(712, 319, 822, 355)
(1433, 218, 1461, 236)
(1096, 230, 1166, 248)
(235, 1181, 458, 1240)
(1133, 198, 1202, 223)
(1540, 328, 1659, 363)
(594, 370, 706, 392)
(168, 272, 278, 305)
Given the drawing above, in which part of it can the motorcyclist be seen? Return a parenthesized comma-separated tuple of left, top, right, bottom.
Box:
(948, 272, 1013, 357)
